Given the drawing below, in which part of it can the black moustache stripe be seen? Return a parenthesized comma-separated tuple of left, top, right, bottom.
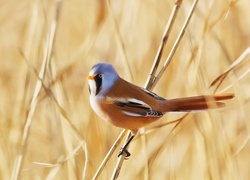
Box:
(94, 75, 102, 96)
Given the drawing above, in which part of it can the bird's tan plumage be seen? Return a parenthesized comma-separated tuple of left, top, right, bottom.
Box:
(88, 63, 234, 133)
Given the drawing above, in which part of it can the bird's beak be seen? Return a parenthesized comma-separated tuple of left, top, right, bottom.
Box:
(88, 75, 94, 80)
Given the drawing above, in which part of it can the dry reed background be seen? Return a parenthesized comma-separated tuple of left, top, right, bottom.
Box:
(0, 0, 250, 179)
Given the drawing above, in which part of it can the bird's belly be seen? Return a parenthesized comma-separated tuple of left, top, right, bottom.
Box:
(100, 102, 161, 131)
(90, 96, 161, 132)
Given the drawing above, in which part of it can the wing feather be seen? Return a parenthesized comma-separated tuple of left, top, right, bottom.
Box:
(109, 98, 163, 118)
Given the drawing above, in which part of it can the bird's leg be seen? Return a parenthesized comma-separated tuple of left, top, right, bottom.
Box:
(118, 134, 135, 158)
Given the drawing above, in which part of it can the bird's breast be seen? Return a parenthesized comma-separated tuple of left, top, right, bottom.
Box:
(89, 95, 109, 122)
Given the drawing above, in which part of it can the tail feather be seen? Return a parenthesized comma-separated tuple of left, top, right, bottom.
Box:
(164, 93, 234, 112)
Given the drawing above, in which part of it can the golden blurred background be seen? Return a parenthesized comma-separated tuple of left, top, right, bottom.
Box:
(0, 0, 250, 179)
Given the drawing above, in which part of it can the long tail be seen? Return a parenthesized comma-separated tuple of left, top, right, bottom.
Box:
(163, 93, 234, 112)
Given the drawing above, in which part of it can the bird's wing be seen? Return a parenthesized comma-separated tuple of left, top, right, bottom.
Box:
(108, 97, 163, 117)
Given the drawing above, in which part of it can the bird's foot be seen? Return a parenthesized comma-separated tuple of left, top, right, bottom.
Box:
(118, 147, 131, 159)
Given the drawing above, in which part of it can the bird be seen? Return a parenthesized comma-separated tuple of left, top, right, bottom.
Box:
(87, 62, 234, 158)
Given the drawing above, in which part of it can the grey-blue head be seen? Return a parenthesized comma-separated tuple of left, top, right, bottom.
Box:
(88, 63, 119, 96)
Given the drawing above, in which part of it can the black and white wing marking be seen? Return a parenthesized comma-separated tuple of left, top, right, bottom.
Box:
(112, 98, 163, 117)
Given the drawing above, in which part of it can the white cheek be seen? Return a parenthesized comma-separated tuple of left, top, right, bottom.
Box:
(88, 80, 96, 95)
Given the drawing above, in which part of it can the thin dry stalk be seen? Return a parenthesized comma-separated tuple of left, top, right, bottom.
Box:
(52, 1, 107, 88)
(111, 132, 133, 180)
(11, 59, 45, 180)
(33, 140, 85, 168)
(185, 0, 237, 87)
(21, 48, 89, 179)
(11, 1, 62, 179)
(151, 0, 199, 90)
(208, 1, 238, 32)
(147, 115, 188, 133)
(92, 129, 127, 180)
(140, 1, 182, 178)
(210, 47, 250, 93)
(106, 0, 133, 81)
(110, 0, 199, 179)
(37, 68, 90, 177)
(146, 0, 182, 90)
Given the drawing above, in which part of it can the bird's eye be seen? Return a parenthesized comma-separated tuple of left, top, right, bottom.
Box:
(98, 74, 102, 78)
